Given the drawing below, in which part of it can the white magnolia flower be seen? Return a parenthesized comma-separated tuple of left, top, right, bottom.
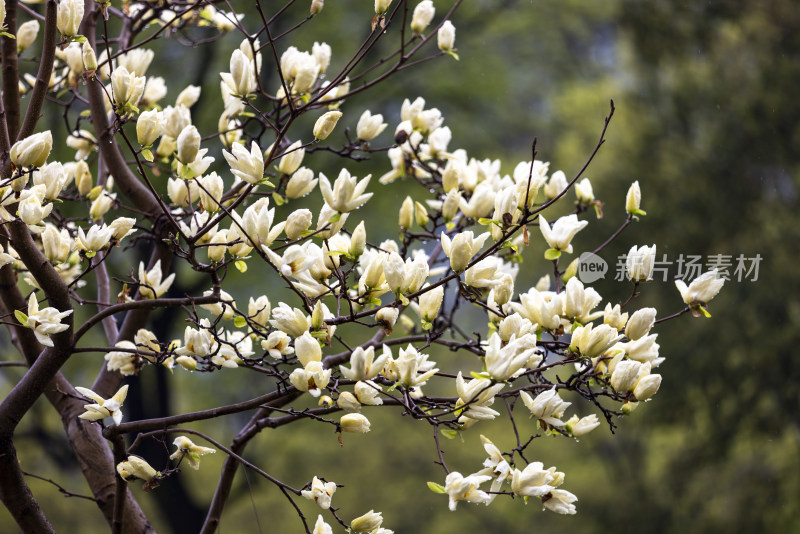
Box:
(301, 476, 337, 509)
(539, 214, 588, 254)
(356, 110, 388, 141)
(318, 169, 372, 213)
(223, 141, 263, 184)
(169, 436, 216, 470)
(626, 244, 656, 281)
(19, 293, 72, 347)
(76, 384, 129, 425)
(138, 260, 175, 299)
(564, 414, 601, 437)
(117, 455, 158, 483)
(444, 471, 491, 511)
(440, 231, 490, 273)
(520, 387, 571, 427)
(675, 269, 725, 313)
(340, 346, 388, 381)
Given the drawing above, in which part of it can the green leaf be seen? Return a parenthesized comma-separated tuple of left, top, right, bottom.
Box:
(440, 429, 458, 440)
(386, 382, 400, 392)
(445, 221, 456, 231)
(272, 193, 285, 206)
(427, 481, 446, 494)
(234, 260, 247, 273)
(85, 250, 96, 258)
(421, 320, 432, 331)
(14, 310, 28, 325)
(544, 248, 562, 260)
(398, 293, 409, 306)
(328, 212, 341, 224)
(477, 217, 497, 226)
(72, 35, 88, 43)
(233, 316, 247, 328)
(0, 32, 16, 39)
(141, 149, 154, 162)
(470, 371, 491, 380)
(698, 305, 712, 318)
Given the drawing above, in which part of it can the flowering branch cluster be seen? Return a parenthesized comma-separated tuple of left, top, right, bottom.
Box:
(0, 0, 724, 533)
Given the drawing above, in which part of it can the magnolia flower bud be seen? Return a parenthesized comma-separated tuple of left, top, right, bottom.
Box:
(176, 85, 201, 108)
(90, 192, 115, 220)
(11, 131, 52, 168)
(176, 125, 201, 164)
(625, 244, 656, 281)
(277, 141, 305, 175)
(42, 224, 72, 263)
(313, 111, 342, 140)
(136, 110, 163, 147)
(633, 373, 662, 401)
(248, 295, 271, 327)
(351, 510, 383, 533)
(442, 160, 461, 192)
(411, 1, 435, 34)
(340, 413, 371, 433)
(438, 21, 456, 53)
(227, 49, 256, 96)
(419, 285, 444, 322)
(356, 110, 388, 141)
(375, 307, 398, 333)
(414, 201, 429, 226)
(374, 0, 392, 14)
(310, 0, 324, 15)
(625, 307, 657, 341)
(176, 355, 197, 371)
(564, 414, 601, 437)
(57, 0, 84, 38)
(285, 167, 317, 198)
(398, 196, 414, 229)
(111, 67, 145, 110)
(17, 20, 39, 53)
(610, 360, 649, 392)
(626, 180, 645, 215)
(285, 209, 313, 240)
(75, 161, 92, 195)
(574, 177, 594, 203)
(349, 221, 366, 257)
(207, 230, 228, 262)
(109, 217, 136, 240)
(337, 391, 361, 412)
(82, 42, 97, 72)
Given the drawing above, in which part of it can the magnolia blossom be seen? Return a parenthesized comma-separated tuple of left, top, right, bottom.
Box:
(564, 414, 601, 437)
(410, 0, 435, 33)
(20, 293, 72, 347)
(56, 0, 83, 37)
(223, 141, 263, 184)
(357, 110, 388, 141)
(11, 131, 52, 168)
(455, 372, 504, 424)
(169, 436, 216, 470)
(626, 180, 645, 215)
(441, 231, 490, 273)
(76, 384, 128, 426)
(138, 260, 176, 299)
(340, 346, 388, 381)
(340, 413, 371, 434)
(569, 323, 623, 359)
(318, 168, 372, 213)
(104, 341, 139, 376)
(520, 387, 571, 427)
(543, 488, 578, 515)
(396, 344, 439, 388)
(313, 111, 342, 140)
(302, 476, 337, 509)
(116, 455, 158, 483)
(675, 269, 725, 310)
(626, 244, 656, 281)
(444, 471, 491, 511)
(510, 461, 556, 498)
(484, 332, 538, 382)
(437, 21, 456, 53)
(539, 214, 588, 254)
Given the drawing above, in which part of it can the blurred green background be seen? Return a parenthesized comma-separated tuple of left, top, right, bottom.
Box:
(2, 0, 799, 532)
